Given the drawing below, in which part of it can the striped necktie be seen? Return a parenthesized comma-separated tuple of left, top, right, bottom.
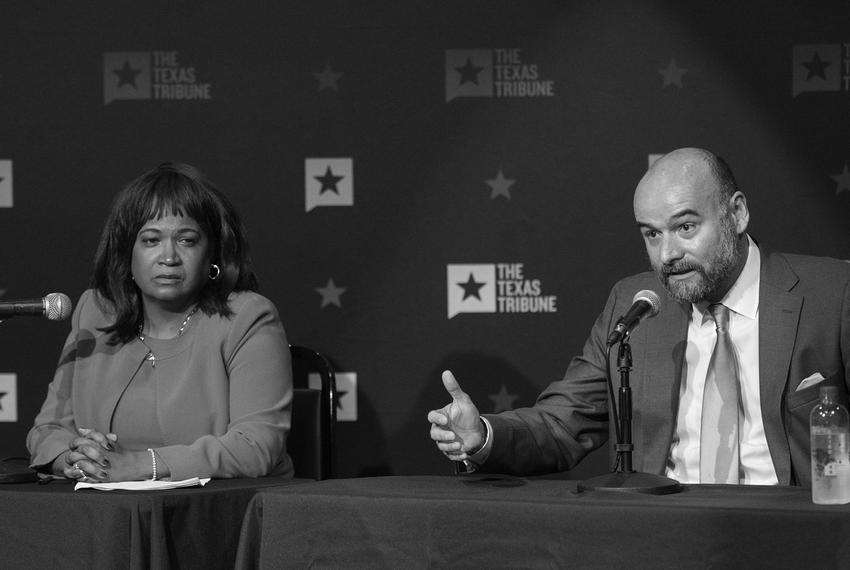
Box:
(699, 303, 741, 484)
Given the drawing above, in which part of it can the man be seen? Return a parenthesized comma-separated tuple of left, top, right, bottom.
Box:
(428, 147, 850, 486)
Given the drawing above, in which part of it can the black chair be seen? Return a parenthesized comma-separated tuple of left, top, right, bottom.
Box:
(288, 345, 337, 480)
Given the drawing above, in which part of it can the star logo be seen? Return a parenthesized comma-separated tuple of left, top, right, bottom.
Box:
(792, 44, 841, 97)
(315, 278, 347, 308)
(658, 59, 687, 88)
(305, 158, 354, 211)
(802, 51, 831, 80)
(335, 372, 357, 421)
(488, 384, 519, 413)
(314, 166, 345, 195)
(458, 273, 486, 301)
(309, 371, 357, 421)
(314, 62, 342, 92)
(113, 60, 143, 88)
(445, 50, 494, 101)
(0, 159, 11, 207)
(648, 153, 665, 169)
(486, 169, 516, 200)
(103, 52, 152, 104)
(455, 57, 485, 86)
(447, 264, 496, 318)
(0, 374, 16, 421)
(832, 164, 850, 195)
(334, 387, 348, 411)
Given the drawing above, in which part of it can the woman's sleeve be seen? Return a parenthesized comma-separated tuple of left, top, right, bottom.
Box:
(155, 296, 293, 479)
(26, 291, 90, 470)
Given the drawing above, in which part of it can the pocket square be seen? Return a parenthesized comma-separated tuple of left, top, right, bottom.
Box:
(796, 372, 826, 391)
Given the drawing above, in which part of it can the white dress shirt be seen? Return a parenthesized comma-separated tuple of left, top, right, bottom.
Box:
(665, 236, 778, 484)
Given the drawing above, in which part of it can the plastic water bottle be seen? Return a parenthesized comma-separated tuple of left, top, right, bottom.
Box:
(810, 386, 850, 504)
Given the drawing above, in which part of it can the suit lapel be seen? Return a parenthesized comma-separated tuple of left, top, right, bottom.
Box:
(758, 252, 801, 485)
(633, 296, 690, 473)
(629, 250, 802, 480)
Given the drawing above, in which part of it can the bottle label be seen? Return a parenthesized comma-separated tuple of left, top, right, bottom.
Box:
(812, 429, 850, 478)
(823, 462, 849, 477)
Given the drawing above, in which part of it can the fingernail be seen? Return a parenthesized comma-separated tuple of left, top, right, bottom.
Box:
(78, 427, 91, 435)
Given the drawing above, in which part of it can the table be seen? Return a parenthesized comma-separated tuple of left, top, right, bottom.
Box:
(0, 475, 308, 569)
(236, 475, 850, 569)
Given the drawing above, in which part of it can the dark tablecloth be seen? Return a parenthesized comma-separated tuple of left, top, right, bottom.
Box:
(236, 474, 850, 569)
(0, 476, 309, 569)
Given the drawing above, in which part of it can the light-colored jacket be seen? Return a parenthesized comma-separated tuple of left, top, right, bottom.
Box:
(27, 289, 294, 480)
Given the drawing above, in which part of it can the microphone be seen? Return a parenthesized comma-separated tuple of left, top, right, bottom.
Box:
(0, 293, 73, 321)
(606, 290, 661, 346)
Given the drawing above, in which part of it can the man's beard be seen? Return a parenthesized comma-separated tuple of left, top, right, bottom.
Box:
(653, 216, 741, 304)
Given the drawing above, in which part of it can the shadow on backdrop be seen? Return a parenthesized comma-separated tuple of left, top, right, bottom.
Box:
(394, 351, 543, 476)
(394, 350, 613, 479)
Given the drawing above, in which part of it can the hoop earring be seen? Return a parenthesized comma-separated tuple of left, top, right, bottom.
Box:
(209, 264, 221, 281)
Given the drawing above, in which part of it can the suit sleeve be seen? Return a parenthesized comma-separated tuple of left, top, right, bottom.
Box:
(154, 297, 293, 479)
(481, 285, 624, 475)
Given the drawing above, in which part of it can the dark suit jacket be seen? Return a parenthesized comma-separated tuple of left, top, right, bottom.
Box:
(483, 249, 850, 486)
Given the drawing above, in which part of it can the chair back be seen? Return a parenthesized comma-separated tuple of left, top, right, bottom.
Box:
(288, 345, 336, 480)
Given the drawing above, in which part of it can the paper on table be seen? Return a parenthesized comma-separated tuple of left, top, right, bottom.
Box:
(74, 477, 211, 491)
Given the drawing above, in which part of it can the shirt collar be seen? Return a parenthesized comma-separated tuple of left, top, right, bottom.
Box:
(693, 234, 760, 322)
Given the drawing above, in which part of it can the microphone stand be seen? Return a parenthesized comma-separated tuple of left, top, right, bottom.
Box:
(578, 337, 681, 495)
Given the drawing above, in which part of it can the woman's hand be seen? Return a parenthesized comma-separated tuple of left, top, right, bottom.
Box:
(54, 427, 170, 482)
(52, 449, 96, 481)
(69, 428, 168, 482)
(77, 427, 117, 451)
(58, 428, 115, 481)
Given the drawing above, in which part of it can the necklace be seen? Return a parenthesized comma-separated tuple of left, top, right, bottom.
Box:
(137, 306, 199, 367)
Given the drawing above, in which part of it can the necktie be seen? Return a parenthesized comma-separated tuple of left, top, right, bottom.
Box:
(700, 303, 741, 484)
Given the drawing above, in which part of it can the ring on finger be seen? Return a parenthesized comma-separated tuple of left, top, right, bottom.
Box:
(73, 462, 85, 478)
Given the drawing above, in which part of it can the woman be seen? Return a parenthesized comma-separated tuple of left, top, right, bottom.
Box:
(27, 162, 293, 481)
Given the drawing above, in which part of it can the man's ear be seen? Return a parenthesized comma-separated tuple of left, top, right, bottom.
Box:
(730, 191, 749, 234)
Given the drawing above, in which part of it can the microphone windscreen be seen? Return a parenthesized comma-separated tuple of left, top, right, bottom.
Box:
(632, 289, 661, 317)
(45, 292, 73, 321)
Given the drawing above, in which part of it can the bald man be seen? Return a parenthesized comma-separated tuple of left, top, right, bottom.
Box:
(428, 148, 850, 486)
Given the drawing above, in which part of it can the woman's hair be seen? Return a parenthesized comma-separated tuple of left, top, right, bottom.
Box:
(92, 162, 258, 343)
